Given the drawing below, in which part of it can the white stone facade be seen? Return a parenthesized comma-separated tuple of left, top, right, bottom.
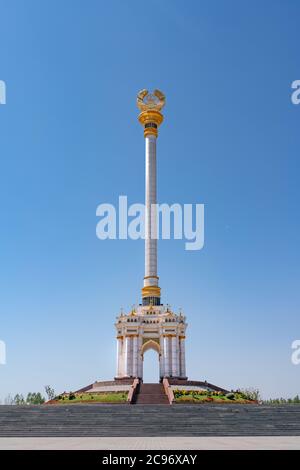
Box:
(115, 305, 187, 381)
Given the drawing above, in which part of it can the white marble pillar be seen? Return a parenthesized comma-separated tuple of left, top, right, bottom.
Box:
(124, 336, 128, 376)
(124, 336, 131, 377)
(138, 335, 143, 378)
(132, 336, 138, 377)
(117, 337, 123, 377)
(129, 336, 134, 376)
(144, 135, 158, 288)
(163, 336, 170, 376)
(159, 334, 164, 379)
(171, 336, 179, 377)
(180, 337, 186, 378)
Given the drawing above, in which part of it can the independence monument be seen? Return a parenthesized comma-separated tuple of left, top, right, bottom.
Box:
(115, 90, 188, 381)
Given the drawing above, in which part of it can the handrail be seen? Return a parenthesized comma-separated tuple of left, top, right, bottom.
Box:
(163, 377, 174, 404)
(127, 378, 139, 403)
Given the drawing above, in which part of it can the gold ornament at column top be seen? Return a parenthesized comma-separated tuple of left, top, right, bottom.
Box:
(137, 89, 165, 138)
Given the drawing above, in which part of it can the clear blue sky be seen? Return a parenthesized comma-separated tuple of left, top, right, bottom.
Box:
(0, 0, 299, 400)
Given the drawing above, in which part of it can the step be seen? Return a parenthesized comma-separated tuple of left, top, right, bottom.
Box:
(133, 383, 169, 405)
(1, 405, 300, 436)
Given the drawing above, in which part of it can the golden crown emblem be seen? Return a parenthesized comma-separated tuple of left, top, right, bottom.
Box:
(137, 89, 166, 112)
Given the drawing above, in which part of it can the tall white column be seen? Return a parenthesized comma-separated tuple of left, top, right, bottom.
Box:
(124, 336, 131, 377)
(117, 338, 123, 377)
(132, 336, 138, 377)
(180, 337, 186, 378)
(171, 336, 179, 377)
(138, 92, 165, 306)
(129, 337, 134, 376)
(144, 135, 158, 287)
(159, 334, 164, 379)
(124, 336, 128, 376)
(163, 336, 170, 376)
(138, 335, 143, 378)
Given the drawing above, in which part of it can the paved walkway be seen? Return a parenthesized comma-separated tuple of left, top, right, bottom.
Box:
(0, 436, 300, 449)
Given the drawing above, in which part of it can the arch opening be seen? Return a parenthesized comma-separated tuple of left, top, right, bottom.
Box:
(141, 340, 160, 383)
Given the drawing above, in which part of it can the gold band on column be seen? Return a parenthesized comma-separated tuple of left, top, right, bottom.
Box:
(141, 285, 161, 298)
(138, 110, 164, 138)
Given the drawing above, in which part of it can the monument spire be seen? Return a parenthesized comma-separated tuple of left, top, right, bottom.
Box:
(137, 89, 165, 306)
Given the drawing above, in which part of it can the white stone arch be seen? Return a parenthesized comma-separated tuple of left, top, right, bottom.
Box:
(141, 339, 160, 356)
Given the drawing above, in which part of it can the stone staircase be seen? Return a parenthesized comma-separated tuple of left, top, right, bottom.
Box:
(1, 405, 300, 436)
(133, 383, 169, 405)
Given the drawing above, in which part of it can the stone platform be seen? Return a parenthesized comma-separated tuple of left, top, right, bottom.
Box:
(70, 378, 230, 405)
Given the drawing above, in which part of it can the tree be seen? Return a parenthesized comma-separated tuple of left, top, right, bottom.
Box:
(13, 394, 25, 405)
(26, 392, 45, 405)
(44, 385, 55, 401)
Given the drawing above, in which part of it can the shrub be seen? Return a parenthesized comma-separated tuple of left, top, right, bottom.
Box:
(226, 392, 235, 400)
(237, 388, 261, 401)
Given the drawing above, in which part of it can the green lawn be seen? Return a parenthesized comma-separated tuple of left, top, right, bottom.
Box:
(54, 391, 128, 404)
(173, 390, 256, 404)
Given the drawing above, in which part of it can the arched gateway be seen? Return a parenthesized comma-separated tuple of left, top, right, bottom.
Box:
(115, 90, 188, 381)
(115, 306, 187, 380)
